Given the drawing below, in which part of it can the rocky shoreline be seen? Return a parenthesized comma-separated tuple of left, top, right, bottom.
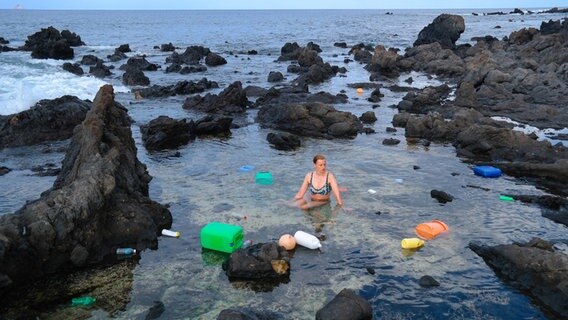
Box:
(0, 11, 567, 319)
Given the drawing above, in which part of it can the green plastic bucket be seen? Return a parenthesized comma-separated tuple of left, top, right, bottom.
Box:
(200, 222, 244, 253)
(255, 171, 273, 185)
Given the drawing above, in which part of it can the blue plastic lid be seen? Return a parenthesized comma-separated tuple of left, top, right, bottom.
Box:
(239, 165, 255, 172)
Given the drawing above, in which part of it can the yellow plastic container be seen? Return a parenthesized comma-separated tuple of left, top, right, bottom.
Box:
(401, 238, 425, 249)
(200, 222, 244, 253)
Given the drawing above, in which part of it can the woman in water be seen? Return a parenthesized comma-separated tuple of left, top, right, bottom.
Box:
(292, 154, 343, 210)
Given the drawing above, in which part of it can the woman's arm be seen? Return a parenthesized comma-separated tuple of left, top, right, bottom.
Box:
(329, 172, 343, 206)
(294, 173, 310, 200)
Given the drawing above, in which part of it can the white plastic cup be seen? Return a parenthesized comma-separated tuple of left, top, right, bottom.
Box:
(162, 229, 181, 238)
(294, 230, 322, 249)
(368, 189, 377, 194)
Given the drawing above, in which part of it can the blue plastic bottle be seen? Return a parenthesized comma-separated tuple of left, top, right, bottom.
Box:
(116, 248, 136, 255)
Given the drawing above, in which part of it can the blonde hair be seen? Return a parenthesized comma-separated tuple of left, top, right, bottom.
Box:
(313, 154, 326, 164)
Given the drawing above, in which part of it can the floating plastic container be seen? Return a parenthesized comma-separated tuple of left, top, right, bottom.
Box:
(162, 229, 181, 238)
(239, 165, 255, 172)
(415, 220, 449, 240)
(255, 171, 273, 185)
(499, 195, 514, 201)
(294, 230, 322, 249)
(116, 248, 136, 255)
(72, 296, 96, 306)
(401, 238, 425, 249)
(473, 166, 502, 178)
(200, 222, 244, 253)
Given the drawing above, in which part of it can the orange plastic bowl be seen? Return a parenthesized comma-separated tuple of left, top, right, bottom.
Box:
(415, 220, 449, 240)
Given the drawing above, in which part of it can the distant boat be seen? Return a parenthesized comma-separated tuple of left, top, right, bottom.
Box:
(14, 4, 24, 10)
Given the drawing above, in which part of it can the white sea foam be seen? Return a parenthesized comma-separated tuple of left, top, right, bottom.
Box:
(492, 116, 568, 146)
(0, 53, 128, 115)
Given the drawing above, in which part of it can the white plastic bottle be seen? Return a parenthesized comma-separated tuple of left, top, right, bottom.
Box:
(162, 229, 181, 238)
(294, 231, 322, 249)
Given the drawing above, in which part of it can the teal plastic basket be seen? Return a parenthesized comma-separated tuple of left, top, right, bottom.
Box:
(255, 171, 273, 185)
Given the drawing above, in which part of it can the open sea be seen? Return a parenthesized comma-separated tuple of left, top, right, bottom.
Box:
(0, 8, 567, 319)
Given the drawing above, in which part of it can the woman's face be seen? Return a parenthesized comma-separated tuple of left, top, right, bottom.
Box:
(314, 159, 327, 173)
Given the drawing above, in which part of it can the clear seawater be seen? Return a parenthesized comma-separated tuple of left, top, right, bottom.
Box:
(0, 8, 567, 320)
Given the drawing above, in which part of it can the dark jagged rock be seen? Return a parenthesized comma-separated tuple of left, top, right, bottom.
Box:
(180, 64, 207, 74)
(0, 37, 8, 45)
(315, 288, 372, 320)
(267, 71, 283, 82)
(222, 242, 290, 280)
(22, 26, 83, 60)
(393, 109, 568, 195)
(359, 111, 377, 123)
(140, 116, 195, 151)
(244, 85, 269, 97)
(470, 238, 568, 319)
(0, 95, 91, 149)
(160, 42, 175, 52)
(398, 42, 465, 76)
(334, 42, 348, 48)
(62, 62, 84, 75)
(0, 45, 15, 52)
(122, 69, 150, 86)
(194, 115, 232, 135)
(182, 81, 248, 114)
(166, 46, 211, 65)
(396, 84, 451, 114)
(60, 29, 84, 47)
(257, 102, 362, 139)
(365, 45, 400, 77)
(0, 166, 11, 176)
(277, 42, 302, 61)
(116, 44, 131, 53)
(80, 54, 104, 66)
(382, 138, 400, 145)
(89, 61, 112, 78)
(119, 56, 159, 72)
(136, 78, 218, 98)
(266, 132, 301, 151)
(413, 14, 465, 49)
(254, 85, 347, 108)
(205, 52, 227, 66)
(430, 189, 454, 203)
(541, 7, 568, 14)
(0, 85, 171, 291)
(107, 49, 127, 62)
(419, 275, 440, 287)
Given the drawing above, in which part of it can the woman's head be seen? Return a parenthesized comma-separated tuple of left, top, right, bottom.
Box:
(313, 154, 327, 172)
(313, 154, 326, 164)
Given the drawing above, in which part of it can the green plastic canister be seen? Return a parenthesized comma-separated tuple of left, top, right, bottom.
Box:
(200, 222, 244, 253)
(255, 171, 273, 185)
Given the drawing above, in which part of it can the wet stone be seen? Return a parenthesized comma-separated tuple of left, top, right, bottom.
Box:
(419, 275, 440, 287)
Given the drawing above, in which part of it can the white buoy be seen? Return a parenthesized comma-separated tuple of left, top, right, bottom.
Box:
(294, 231, 322, 249)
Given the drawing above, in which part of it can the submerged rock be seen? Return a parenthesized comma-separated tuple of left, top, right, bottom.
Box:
(316, 288, 372, 320)
(470, 238, 568, 319)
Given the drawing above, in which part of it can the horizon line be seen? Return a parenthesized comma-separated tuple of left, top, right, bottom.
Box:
(2, 6, 563, 11)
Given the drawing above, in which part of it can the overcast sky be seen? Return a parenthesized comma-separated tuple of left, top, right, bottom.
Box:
(3, 0, 568, 10)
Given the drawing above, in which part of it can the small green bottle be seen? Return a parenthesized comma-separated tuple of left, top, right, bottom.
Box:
(499, 195, 514, 201)
(71, 296, 96, 306)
